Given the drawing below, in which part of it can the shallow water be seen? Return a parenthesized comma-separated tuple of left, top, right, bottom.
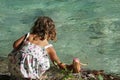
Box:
(0, 0, 120, 73)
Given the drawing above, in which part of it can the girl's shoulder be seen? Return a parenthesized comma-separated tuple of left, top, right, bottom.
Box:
(26, 33, 51, 48)
(26, 33, 36, 41)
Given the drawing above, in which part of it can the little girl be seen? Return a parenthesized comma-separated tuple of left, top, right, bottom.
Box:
(8, 16, 84, 80)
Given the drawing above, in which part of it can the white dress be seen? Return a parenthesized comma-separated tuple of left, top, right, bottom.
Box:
(8, 33, 52, 79)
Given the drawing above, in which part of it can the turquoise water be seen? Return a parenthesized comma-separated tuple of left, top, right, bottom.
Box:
(0, 0, 120, 73)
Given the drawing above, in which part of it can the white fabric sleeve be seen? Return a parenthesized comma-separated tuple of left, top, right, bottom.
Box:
(44, 44, 53, 49)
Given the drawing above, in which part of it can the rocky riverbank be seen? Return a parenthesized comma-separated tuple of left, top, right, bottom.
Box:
(0, 57, 120, 80)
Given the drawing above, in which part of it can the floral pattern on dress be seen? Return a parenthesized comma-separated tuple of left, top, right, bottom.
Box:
(8, 34, 51, 79)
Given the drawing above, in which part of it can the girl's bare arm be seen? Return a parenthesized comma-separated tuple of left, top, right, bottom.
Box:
(47, 47, 66, 69)
(13, 36, 25, 49)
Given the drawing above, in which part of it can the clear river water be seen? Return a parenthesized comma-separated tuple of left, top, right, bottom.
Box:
(0, 0, 120, 74)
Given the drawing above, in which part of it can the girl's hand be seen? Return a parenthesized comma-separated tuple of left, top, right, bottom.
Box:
(58, 63, 66, 69)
